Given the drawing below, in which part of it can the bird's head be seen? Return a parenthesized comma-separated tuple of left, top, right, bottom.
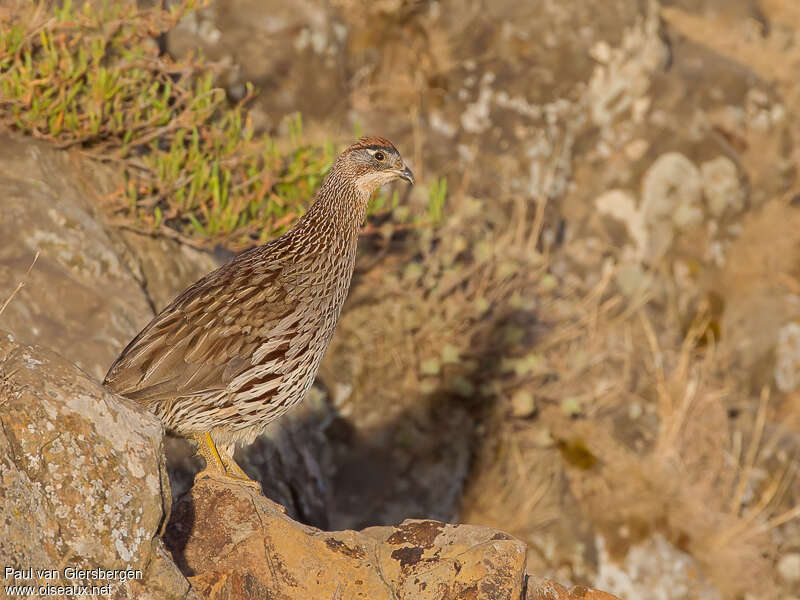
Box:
(339, 136, 415, 197)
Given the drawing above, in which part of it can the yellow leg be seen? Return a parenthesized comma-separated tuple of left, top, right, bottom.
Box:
(190, 432, 261, 490)
(203, 432, 225, 471)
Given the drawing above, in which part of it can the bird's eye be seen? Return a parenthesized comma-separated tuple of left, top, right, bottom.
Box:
(374, 151, 385, 161)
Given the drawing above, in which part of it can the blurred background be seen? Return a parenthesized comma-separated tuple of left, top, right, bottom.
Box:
(1, 0, 799, 597)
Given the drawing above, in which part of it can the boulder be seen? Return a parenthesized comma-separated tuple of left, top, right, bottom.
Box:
(0, 133, 153, 381)
(165, 476, 617, 600)
(114, 230, 220, 313)
(526, 578, 621, 600)
(0, 132, 220, 381)
(0, 333, 193, 599)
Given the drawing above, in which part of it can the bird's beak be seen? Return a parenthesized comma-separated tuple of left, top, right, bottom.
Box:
(392, 165, 415, 185)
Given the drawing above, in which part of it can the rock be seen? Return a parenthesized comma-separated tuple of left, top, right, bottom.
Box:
(0, 133, 222, 380)
(511, 389, 537, 418)
(165, 477, 525, 599)
(700, 156, 745, 218)
(777, 553, 800, 584)
(641, 152, 703, 230)
(594, 534, 722, 600)
(0, 132, 153, 380)
(594, 189, 647, 257)
(164, 476, 618, 600)
(640, 152, 703, 262)
(526, 576, 621, 600)
(0, 333, 193, 599)
(116, 231, 221, 313)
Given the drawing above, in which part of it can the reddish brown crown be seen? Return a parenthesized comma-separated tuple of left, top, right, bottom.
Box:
(347, 136, 398, 152)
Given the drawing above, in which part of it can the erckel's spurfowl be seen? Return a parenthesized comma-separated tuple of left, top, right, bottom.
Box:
(104, 137, 414, 487)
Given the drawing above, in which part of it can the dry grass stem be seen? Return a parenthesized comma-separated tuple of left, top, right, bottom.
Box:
(0, 251, 39, 318)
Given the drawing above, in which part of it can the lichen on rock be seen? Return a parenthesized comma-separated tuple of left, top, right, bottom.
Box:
(0, 335, 192, 599)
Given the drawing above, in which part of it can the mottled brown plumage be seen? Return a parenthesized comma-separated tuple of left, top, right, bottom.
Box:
(104, 137, 413, 482)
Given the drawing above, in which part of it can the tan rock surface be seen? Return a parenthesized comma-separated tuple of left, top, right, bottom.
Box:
(0, 133, 153, 380)
(0, 132, 221, 380)
(0, 334, 193, 599)
(164, 477, 616, 600)
(526, 577, 621, 600)
(116, 230, 221, 313)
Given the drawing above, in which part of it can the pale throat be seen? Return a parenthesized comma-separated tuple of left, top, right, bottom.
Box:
(354, 171, 396, 197)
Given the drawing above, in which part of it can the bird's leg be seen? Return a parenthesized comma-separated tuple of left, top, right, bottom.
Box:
(219, 452, 259, 483)
(190, 432, 261, 490)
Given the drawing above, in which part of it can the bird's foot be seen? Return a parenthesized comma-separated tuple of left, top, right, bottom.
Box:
(196, 469, 262, 490)
(190, 432, 262, 492)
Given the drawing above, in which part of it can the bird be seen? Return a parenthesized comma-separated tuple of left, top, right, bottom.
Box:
(104, 136, 414, 487)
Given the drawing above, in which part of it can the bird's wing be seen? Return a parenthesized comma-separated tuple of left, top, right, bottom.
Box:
(103, 251, 300, 405)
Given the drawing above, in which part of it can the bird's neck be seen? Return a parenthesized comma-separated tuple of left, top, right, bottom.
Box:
(296, 168, 370, 242)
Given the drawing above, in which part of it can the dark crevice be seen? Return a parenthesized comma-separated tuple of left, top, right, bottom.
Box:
(114, 231, 159, 316)
(287, 480, 309, 525)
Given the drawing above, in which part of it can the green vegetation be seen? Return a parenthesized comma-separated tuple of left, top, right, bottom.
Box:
(0, 1, 442, 248)
(427, 177, 447, 225)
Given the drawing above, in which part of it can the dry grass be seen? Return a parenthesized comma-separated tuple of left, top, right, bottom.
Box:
(0, 252, 35, 403)
(448, 201, 799, 596)
(537, 286, 793, 597)
(0, 251, 38, 318)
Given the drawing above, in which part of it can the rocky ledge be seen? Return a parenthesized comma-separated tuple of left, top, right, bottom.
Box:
(0, 334, 616, 599)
